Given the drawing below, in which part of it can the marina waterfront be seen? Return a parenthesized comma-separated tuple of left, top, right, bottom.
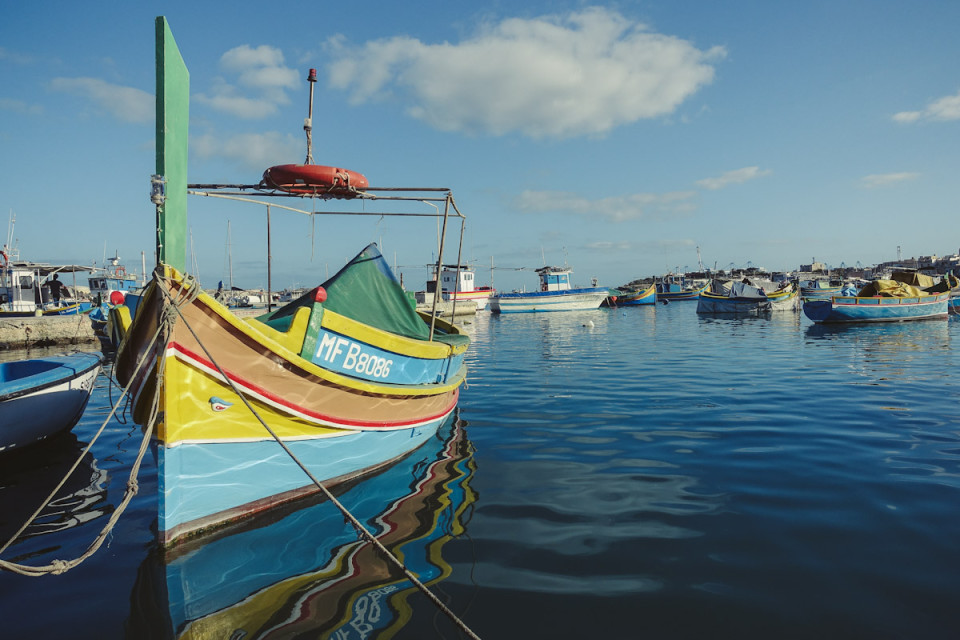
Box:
(1, 306, 959, 638)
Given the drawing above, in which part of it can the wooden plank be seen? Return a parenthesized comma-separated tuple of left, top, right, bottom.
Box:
(155, 16, 188, 272)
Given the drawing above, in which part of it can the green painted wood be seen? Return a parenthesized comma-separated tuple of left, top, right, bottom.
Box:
(155, 16, 188, 272)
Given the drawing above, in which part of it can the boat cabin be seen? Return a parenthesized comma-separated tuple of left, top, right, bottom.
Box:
(88, 254, 139, 306)
(0, 264, 45, 313)
(536, 266, 572, 292)
(439, 265, 477, 296)
(1, 262, 91, 314)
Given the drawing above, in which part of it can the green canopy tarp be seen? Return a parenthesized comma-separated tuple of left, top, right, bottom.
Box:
(257, 243, 433, 341)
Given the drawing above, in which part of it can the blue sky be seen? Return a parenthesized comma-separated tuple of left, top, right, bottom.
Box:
(2, 1, 958, 292)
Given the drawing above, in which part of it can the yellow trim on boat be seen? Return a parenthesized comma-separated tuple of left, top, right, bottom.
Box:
(324, 309, 469, 358)
(245, 306, 312, 353)
(162, 267, 466, 396)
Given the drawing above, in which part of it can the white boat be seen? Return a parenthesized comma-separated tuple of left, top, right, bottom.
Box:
(490, 265, 608, 313)
(0, 352, 102, 453)
(436, 264, 495, 311)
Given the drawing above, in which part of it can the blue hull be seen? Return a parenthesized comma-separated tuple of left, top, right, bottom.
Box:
(0, 352, 102, 452)
(159, 412, 452, 538)
(803, 295, 949, 323)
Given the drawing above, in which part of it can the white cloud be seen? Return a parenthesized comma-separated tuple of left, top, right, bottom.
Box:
(859, 172, 919, 188)
(192, 131, 303, 171)
(49, 77, 153, 123)
(221, 44, 286, 71)
(0, 98, 42, 115)
(893, 90, 960, 123)
(696, 166, 771, 190)
(586, 240, 633, 251)
(195, 45, 299, 119)
(195, 84, 281, 119)
(326, 7, 726, 138)
(0, 46, 36, 65)
(515, 189, 697, 222)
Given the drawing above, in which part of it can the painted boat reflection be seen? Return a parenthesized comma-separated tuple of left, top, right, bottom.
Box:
(128, 413, 476, 639)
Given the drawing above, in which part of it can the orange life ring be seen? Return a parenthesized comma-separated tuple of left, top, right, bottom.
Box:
(262, 164, 369, 196)
(116, 266, 126, 277)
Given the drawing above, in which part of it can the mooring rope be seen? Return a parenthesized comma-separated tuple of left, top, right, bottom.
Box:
(156, 275, 482, 640)
(0, 319, 166, 576)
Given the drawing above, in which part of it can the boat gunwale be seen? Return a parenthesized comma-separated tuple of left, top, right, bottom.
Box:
(164, 272, 467, 397)
(0, 353, 102, 403)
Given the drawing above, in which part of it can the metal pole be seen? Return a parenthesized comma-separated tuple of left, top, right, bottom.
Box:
(428, 195, 452, 340)
(304, 68, 317, 165)
(449, 218, 465, 320)
(267, 205, 273, 312)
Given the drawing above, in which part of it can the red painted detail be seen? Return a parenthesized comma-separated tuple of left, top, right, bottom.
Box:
(167, 341, 458, 429)
(314, 286, 327, 303)
(262, 164, 369, 195)
(110, 290, 126, 305)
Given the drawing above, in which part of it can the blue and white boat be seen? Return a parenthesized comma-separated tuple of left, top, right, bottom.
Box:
(490, 265, 608, 313)
(803, 274, 951, 324)
(88, 253, 142, 341)
(0, 352, 101, 453)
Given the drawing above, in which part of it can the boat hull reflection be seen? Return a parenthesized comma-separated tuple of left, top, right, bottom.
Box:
(128, 413, 476, 639)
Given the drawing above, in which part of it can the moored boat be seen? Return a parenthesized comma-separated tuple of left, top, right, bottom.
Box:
(606, 283, 656, 306)
(656, 277, 709, 301)
(128, 413, 475, 638)
(490, 265, 607, 313)
(697, 280, 800, 315)
(436, 264, 495, 311)
(800, 279, 843, 300)
(114, 20, 471, 548)
(0, 352, 101, 453)
(803, 272, 951, 324)
(0, 261, 93, 318)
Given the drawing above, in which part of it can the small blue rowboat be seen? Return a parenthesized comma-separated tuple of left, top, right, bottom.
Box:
(0, 352, 102, 453)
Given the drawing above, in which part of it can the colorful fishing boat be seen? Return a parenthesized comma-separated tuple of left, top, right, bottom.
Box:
(113, 18, 470, 548)
(655, 277, 709, 302)
(608, 283, 656, 306)
(490, 265, 608, 313)
(697, 280, 800, 315)
(0, 352, 101, 454)
(803, 273, 951, 324)
(128, 413, 475, 638)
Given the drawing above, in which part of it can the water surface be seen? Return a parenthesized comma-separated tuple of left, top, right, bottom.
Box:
(1, 306, 958, 639)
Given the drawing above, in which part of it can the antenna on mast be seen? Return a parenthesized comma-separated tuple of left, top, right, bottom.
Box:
(304, 68, 317, 165)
